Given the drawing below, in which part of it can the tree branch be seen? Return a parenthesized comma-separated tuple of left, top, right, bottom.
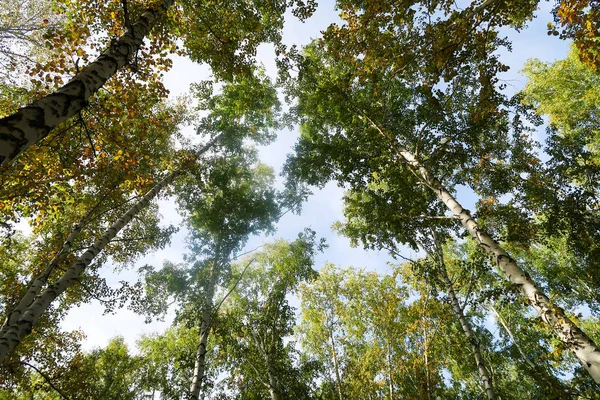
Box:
(21, 361, 72, 400)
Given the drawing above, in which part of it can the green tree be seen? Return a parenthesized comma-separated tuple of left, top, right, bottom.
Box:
(298, 264, 458, 399)
(285, 36, 600, 381)
(214, 234, 322, 400)
(133, 156, 280, 399)
(133, 137, 283, 398)
(0, 73, 278, 366)
(56, 337, 144, 400)
(136, 325, 200, 400)
(523, 46, 600, 157)
(0, 0, 316, 165)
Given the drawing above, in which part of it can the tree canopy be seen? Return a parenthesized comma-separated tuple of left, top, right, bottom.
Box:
(1, 0, 600, 398)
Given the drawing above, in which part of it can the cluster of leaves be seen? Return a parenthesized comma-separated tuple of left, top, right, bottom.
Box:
(549, 0, 600, 71)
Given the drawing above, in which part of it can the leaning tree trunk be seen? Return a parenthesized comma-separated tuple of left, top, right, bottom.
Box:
(0, 0, 174, 166)
(429, 240, 497, 399)
(487, 303, 577, 396)
(189, 261, 218, 400)
(0, 222, 82, 339)
(366, 118, 600, 383)
(0, 169, 181, 362)
(0, 137, 219, 362)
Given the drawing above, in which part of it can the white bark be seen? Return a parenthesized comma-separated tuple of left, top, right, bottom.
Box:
(189, 261, 217, 400)
(0, 169, 180, 362)
(0, 222, 82, 339)
(265, 353, 280, 400)
(365, 117, 600, 383)
(329, 330, 345, 400)
(427, 170, 600, 383)
(430, 241, 497, 399)
(0, 0, 174, 165)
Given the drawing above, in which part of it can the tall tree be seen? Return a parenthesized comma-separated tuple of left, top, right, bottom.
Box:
(129, 74, 283, 398)
(285, 37, 600, 382)
(134, 151, 281, 399)
(214, 235, 322, 400)
(0, 72, 279, 365)
(0, 0, 316, 166)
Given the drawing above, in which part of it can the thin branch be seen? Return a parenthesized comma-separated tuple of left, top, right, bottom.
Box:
(109, 234, 158, 244)
(230, 245, 265, 262)
(78, 113, 97, 157)
(21, 361, 72, 400)
(382, 244, 416, 263)
(212, 258, 256, 314)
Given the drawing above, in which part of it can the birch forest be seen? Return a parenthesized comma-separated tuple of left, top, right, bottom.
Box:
(1, 0, 600, 398)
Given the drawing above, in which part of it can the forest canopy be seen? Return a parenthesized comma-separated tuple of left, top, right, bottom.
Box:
(0, 0, 599, 398)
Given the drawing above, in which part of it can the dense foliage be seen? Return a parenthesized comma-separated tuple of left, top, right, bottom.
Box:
(1, 0, 599, 398)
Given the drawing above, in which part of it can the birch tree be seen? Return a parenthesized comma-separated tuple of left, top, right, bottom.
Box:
(285, 39, 600, 383)
(213, 236, 322, 400)
(133, 152, 281, 399)
(0, 0, 315, 166)
(0, 73, 279, 366)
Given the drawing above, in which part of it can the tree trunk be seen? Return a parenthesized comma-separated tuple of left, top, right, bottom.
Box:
(407, 151, 600, 382)
(268, 385, 279, 400)
(0, 221, 82, 339)
(386, 342, 394, 400)
(189, 261, 217, 400)
(366, 117, 600, 383)
(329, 330, 345, 400)
(0, 169, 181, 362)
(0, 0, 174, 166)
(488, 304, 576, 397)
(265, 353, 280, 400)
(424, 335, 431, 400)
(430, 240, 497, 399)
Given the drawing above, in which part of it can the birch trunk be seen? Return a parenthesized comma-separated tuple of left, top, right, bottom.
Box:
(366, 117, 600, 383)
(0, 0, 174, 166)
(268, 385, 279, 400)
(488, 304, 575, 395)
(430, 242, 497, 399)
(386, 342, 394, 400)
(329, 330, 345, 400)
(189, 261, 217, 400)
(265, 353, 280, 400)
(0, 222, 82, 339)
(0, 169, 180, 362)
(406, 152, 600, 383)
(424, 336, 431, 400)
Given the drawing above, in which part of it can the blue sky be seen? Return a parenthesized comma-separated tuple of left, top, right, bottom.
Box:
(62, 0, 571, 351)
